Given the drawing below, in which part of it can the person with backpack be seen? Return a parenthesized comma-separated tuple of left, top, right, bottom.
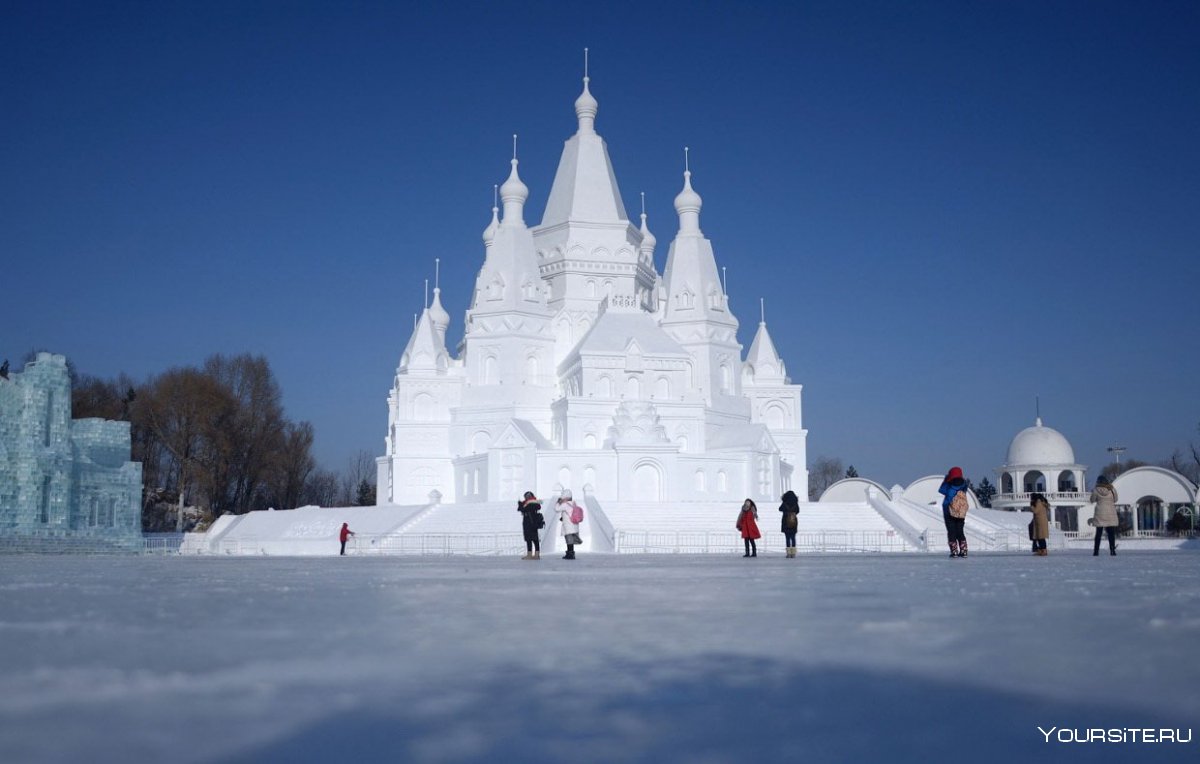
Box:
(938, 467, 971, 558)
(555, 489, 584, 560)
(338, 522, 355, 556)
(1027, 492, 1050, 556)
(736, 499, 761, 557)
(518, 491, 544, 560)
(1089, 475, 1119, 556)
(779, 490, 800, 558)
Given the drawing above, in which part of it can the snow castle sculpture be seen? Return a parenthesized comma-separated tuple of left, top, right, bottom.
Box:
(0, 353, 143, 550)
(378, 71, 808, 506)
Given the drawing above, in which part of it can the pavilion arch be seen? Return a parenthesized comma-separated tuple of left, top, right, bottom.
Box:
(1057, 470, 1078, 492)
(483, 356, 498, 385)
(1022, 470, 1046, 493)
(819, 477, 892, 503)
(597, 375, 613, 397)
(655, 376, 670, 399)
(1110, 466, 1197, 506)
(1001, 472, 1014, 493)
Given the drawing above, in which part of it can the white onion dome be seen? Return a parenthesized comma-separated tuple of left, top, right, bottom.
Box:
(482, 205, 499, 247)
(1005, 418, 1076, 466)
(575, 76, 598, 134)
(500, 158, 528, 225)
(674, 169, 703, 234)
(639, 211, 656, 252)
(428, 287, 450, 331)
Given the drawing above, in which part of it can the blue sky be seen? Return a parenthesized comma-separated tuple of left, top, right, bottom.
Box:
(3, 1, 1198, 487)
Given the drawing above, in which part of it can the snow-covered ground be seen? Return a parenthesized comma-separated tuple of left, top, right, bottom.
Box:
(1, 552, 1196, 763)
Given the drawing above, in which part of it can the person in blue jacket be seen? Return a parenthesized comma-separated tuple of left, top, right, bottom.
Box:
(938, 466, 970, 558)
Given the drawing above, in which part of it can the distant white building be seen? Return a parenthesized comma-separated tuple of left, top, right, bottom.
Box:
(377, 71, 807, 507)
(992, 416, 1090, 531)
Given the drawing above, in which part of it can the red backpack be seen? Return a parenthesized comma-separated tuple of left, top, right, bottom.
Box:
(569, 503, 584, 524)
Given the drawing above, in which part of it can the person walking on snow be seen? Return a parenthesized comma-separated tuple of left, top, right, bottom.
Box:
(737, 499, 761, 557)
(556, 489, 583, 560)
(1090, 475, 1119, 556)
(339, 522, 354, 556)
(518, 491, 544, 560)
(779, 490, 800, 558)
(938, 467, 971, 558)
(1027, 492, 1050, 556)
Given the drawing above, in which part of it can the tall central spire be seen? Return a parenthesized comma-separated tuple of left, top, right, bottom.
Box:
(539, 52, 629, 227)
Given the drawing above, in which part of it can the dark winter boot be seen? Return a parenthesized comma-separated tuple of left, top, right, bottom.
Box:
(949, 540, 959, 558)
(958, 540, 968, 558)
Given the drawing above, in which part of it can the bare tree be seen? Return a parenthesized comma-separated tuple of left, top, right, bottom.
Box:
(341, 450, 377, 506)
(272, 421, 316, 509)
(301, 469, 341, 507)
(808, 456, 845, 501)
(139, 367, 228, 531)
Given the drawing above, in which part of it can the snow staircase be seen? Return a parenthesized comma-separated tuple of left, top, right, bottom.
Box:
(889, 497, 1028, 552)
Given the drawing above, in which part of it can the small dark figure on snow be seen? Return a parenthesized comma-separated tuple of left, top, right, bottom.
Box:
(779, 490, 800, 558)
(339, 522, 355, 556)
(1089, 476, 1119, 556)
(939, 467, 971, 558)
(518, 491, 544, 560)
(0, 360, 8, 380)
(556, 489, 583, 560)
(1026, 492, 1050, 556)
(737, 499, 761, 557)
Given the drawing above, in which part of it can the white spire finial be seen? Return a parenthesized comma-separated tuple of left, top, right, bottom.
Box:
(760, 297, 765, 325)
(575, 51, 598, 135)
(722, 266, 728, 295)
(674, 147, 703, 234)
(424, 279, 429, 309)
(638, 190, 656, 253)
(483, 185, 500, 246)
(434, 258, 440, 289)
(500, 140, 529, 227)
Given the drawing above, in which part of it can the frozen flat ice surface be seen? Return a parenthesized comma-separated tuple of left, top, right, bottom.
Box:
(1, 551, 1197, 763)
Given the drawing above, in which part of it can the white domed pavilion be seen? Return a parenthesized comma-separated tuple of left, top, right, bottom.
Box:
(992, 417, 1089, 530)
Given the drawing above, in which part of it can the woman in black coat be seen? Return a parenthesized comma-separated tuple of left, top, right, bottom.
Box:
(518, 491, 544, 560)
(779, 490, 800, 558)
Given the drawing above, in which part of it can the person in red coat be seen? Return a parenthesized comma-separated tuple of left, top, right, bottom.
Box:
(339, 522, 355, 556)
(736, 499, 762, 557)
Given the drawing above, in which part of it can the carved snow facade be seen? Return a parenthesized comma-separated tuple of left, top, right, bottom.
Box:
(378, 75, 808, 505)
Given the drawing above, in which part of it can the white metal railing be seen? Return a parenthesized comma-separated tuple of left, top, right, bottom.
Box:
(142, 535, 184, 555)
(613, 530, 915, 554)
(994, 492, 1089, 503)
(1061, 529, 1199, 539)
(350, 533, 526, 556)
